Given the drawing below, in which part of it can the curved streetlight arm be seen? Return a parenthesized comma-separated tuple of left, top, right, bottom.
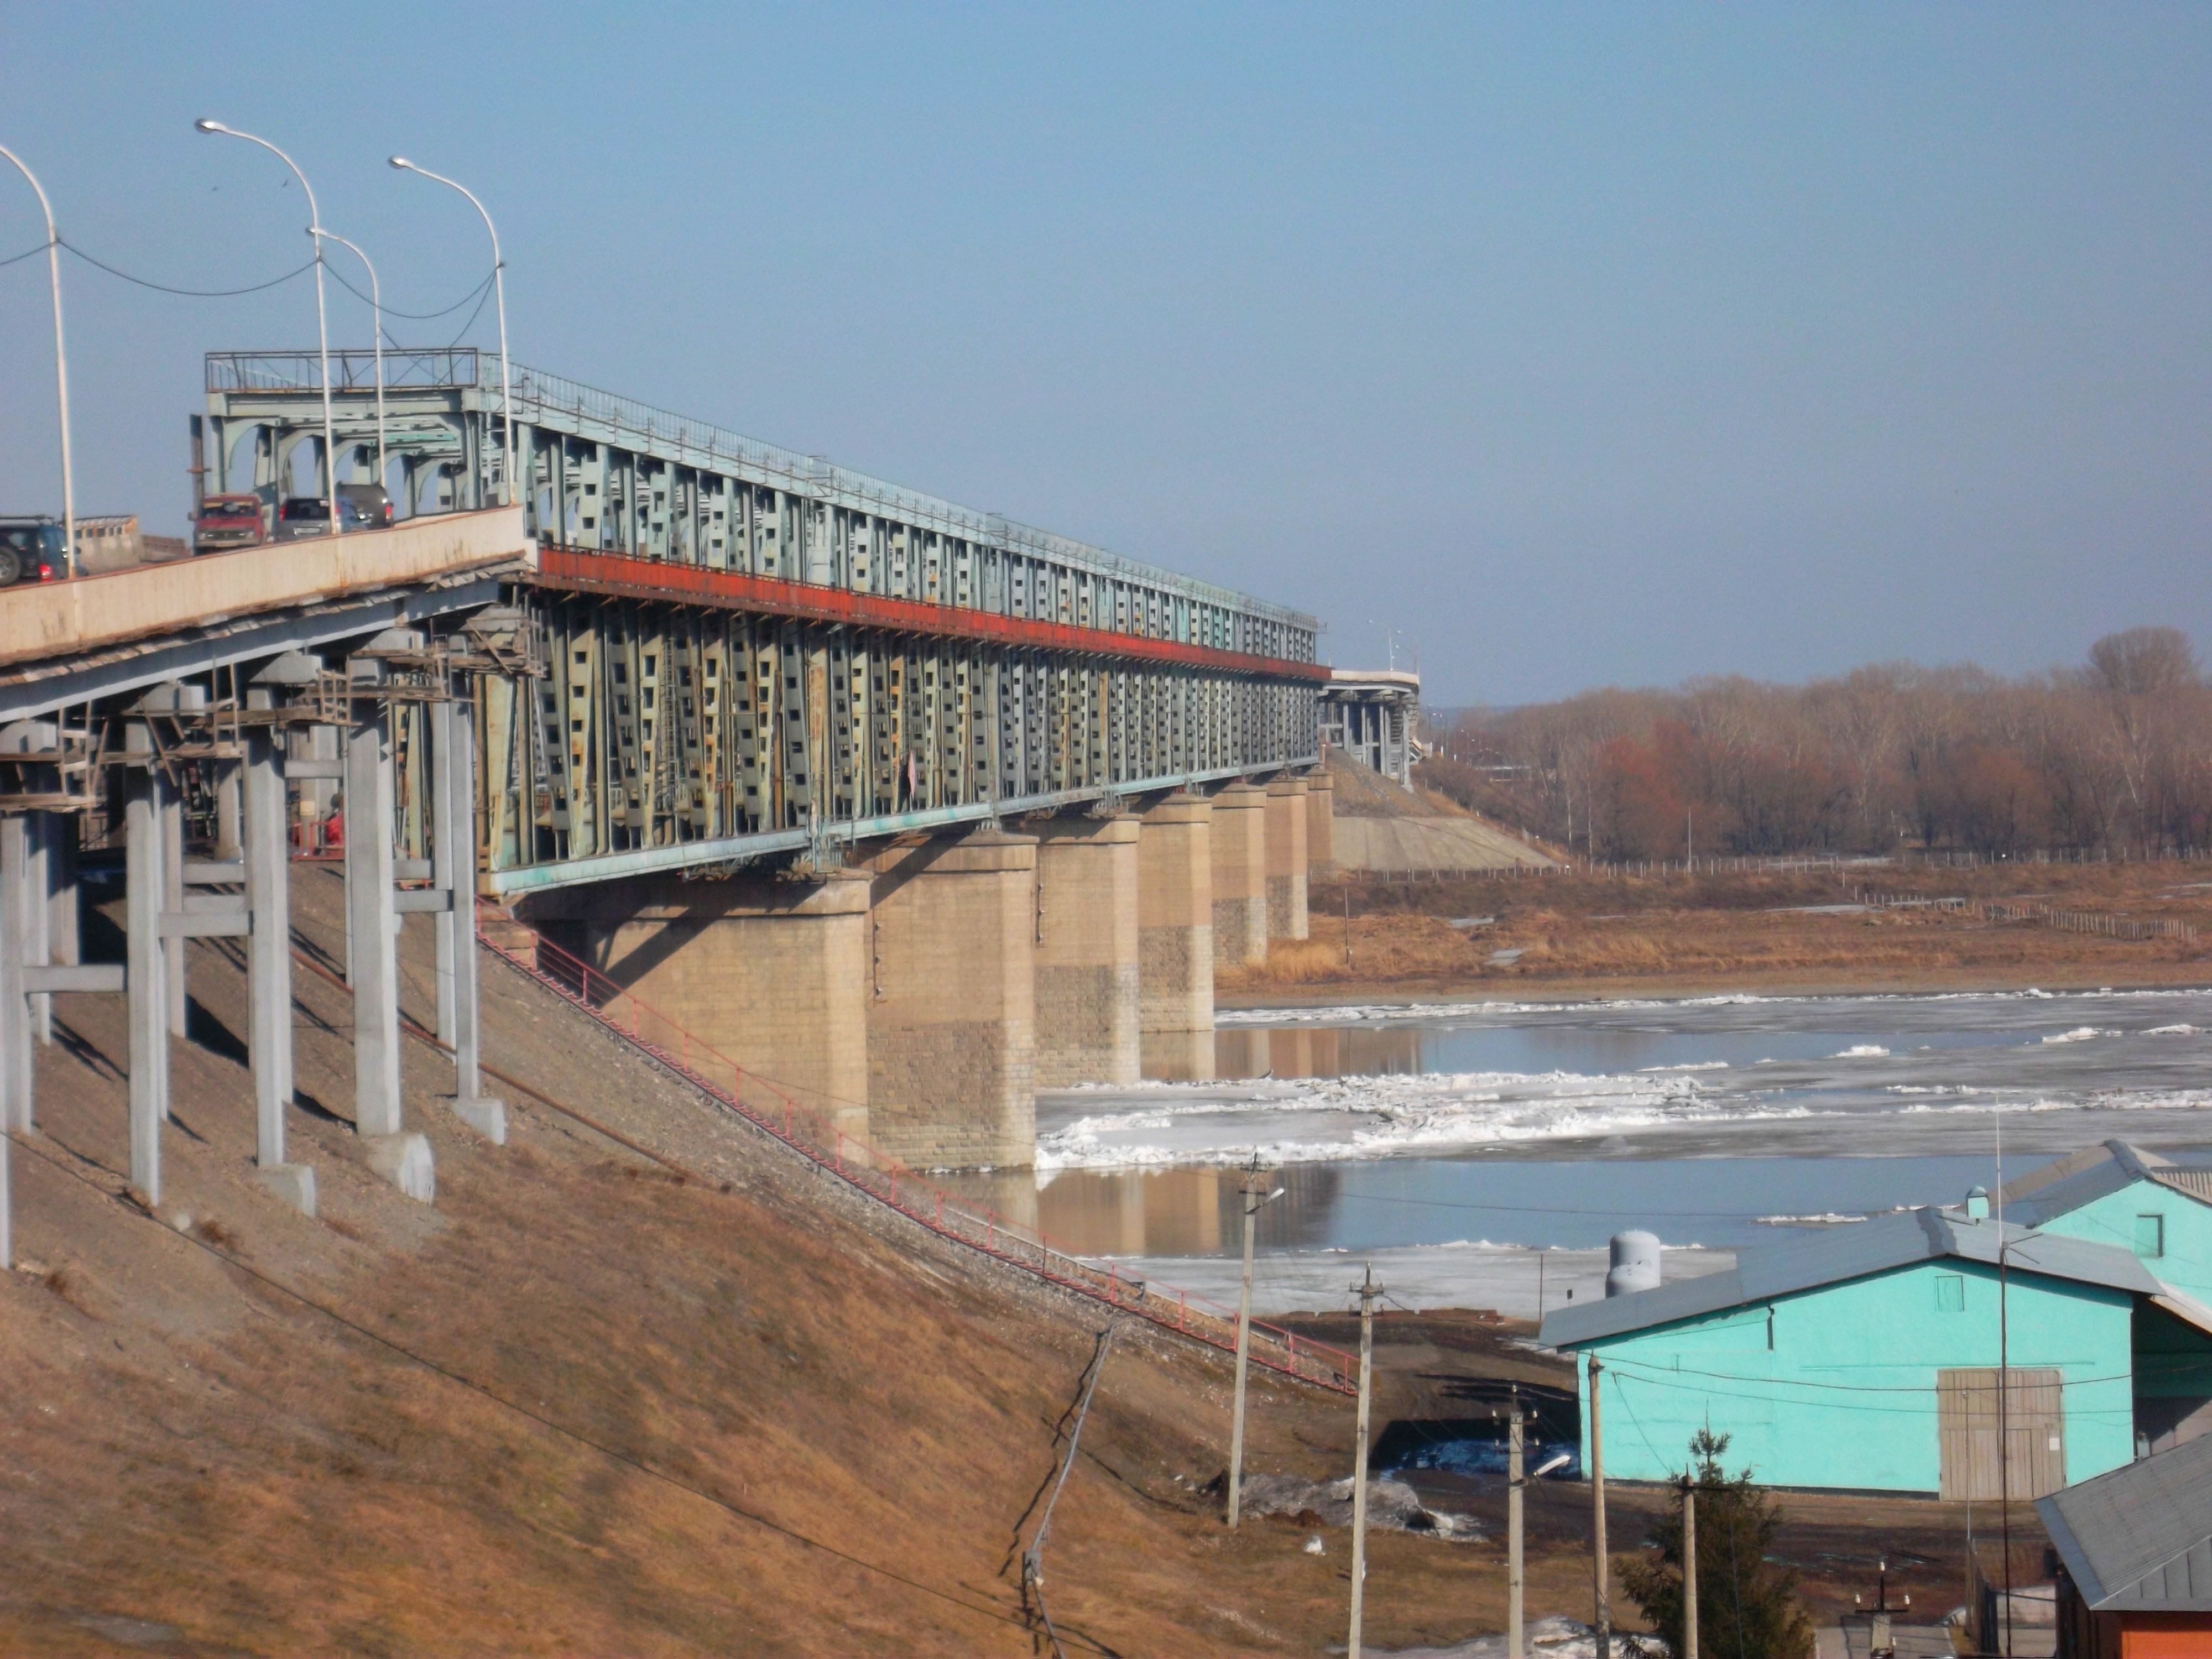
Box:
(319, 229, 385, 495)
(196, 120, 340, 536)
(0, 144, 76, 577)
(389, 157, 513, 508)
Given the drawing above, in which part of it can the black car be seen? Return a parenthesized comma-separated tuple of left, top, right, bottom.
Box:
(0, 518, 64, 584)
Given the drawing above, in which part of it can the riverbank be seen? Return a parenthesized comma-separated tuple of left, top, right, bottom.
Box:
(1220, 861, 2212, 1008)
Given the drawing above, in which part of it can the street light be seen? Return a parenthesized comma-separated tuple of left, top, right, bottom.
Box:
(317, 229, 384, 499)
(195, 120, 340, 540)
(388, 157, 513, 510)
(0, 145, 76, 577)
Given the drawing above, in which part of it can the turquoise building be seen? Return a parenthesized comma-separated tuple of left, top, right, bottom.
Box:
(1540, 1142, 2212, 1496)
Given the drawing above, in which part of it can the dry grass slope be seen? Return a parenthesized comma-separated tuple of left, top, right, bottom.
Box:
(0, 867, 1537, 1656)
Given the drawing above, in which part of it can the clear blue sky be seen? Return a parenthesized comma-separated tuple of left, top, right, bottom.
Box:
(1, 3, 2206, 703)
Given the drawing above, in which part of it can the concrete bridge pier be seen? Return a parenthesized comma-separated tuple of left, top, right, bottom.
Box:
(1032, 816, 1141, 1087)
(865, 828, 1037, 1170)
(343, 665, 434, 1203)
(1209, 782, 1270, 970)
(430, 701, 504, 1145)
(123, 731, 171, 1205)
(1306, 769, 1335, 875)
(560, 872, 873, 1148)
(1137, 794, 1215, 1082)
(1265, 776, 1310, 941)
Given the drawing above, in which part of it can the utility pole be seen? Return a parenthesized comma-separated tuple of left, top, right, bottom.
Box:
(1348, 1266, 1381, 1659)
(1681, 1472, 1699, 1659)
(1590, 1355, 1611, 1659)
(1996, 1107, 2012, 1659)
(1228, 1154, 1277, 1528)
(1508, 1392, 1526, 1659)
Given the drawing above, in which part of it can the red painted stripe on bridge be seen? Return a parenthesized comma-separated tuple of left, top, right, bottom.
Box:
(528, 545, 1331, 682)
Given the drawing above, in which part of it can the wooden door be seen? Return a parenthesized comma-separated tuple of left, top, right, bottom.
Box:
(1939, 1368, 2067, 1501)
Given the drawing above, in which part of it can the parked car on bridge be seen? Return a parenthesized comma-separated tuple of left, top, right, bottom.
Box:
(0, 517, 65, 584)
(275, 485, 391, 541)
(191, 493, 269, 554)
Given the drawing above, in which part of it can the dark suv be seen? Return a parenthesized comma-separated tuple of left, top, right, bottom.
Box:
(0, 518, 65, 584)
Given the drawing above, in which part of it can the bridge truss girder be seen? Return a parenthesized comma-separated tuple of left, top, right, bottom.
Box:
(490, 589, 1317, 879)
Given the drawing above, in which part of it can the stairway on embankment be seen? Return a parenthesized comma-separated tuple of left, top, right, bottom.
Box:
(0, 863, 1501, 1655)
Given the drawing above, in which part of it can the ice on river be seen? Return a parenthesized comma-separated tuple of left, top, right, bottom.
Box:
(1045, 987, 2212, 1170)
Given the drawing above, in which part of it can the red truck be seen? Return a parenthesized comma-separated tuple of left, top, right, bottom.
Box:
(192, 493, 269, 554)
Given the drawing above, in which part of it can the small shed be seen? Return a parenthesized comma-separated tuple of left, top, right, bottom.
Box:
(1540, 1203, 2212, 1495)
(2039, 1430, 2212, 1658)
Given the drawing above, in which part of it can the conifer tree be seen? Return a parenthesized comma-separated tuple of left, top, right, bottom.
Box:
(1620, 1428, 1814, 1659)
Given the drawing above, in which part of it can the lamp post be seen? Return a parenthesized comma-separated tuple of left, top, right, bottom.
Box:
(0, 145, 76, 577)
(195, 121, 339, 540)
(388, 158, 513, 509)
(318, 229, 384, 499)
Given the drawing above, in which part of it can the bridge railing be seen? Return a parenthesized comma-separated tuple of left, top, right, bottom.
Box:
(479, 915, 1355, 1395)
(205, 348, 482, 394)
(203, 349, 1317, 634)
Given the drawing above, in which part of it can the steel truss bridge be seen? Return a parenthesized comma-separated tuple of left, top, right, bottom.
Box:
(199, 349, 1324, 893)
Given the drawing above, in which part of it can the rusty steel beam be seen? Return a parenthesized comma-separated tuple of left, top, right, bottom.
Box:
(527, 546, 1331, 684)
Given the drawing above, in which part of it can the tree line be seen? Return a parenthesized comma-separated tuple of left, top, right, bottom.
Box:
(1429, 627, 2212, 862)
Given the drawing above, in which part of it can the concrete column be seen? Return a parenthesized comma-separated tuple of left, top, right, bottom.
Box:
(24, 813, 50, 1044)
(1032, 816, 1140, 1087)
(434, 700, 504, 1142)
(560, 871, 872, 1147)
(1265, 776, 1310, 941)
(1208, 781, 1269, 969)
(214, 762, 242, 860)
(1305, 770, 1335, 875)
(345, 706, 405, 1139)
(866, 829, 1036, 1170)
(244, 726, 315, 1215)
(161, 780, 185, 1038)
(124, 756, 169, 1203)
(0, 818, 12, 1266)
(1137, 794, 1214, 1082)
(0, 817, 30, 1134)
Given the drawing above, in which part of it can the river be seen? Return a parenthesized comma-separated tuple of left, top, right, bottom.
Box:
(943, 985, 2212, 1317)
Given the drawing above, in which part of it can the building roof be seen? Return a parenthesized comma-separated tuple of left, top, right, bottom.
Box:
(1324, 667, 1421, 695)
(2039, 1433, 2212, 1613)
(1997, 1140, 2212, 1227)
(1540, 1206, 2171, 1349)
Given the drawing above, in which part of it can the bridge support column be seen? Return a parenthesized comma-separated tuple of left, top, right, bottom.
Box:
(124, 750, 170, 1204)
(866, 830, 1036, 1170)
(1208, 781, 1269, 969)
(1032, 816, 1140, 1087)
(346, 695, 431, 1202)
(432, 701, 503, 1144)
(243, 724, 314, 1215)
(0, 817, 31, 1140)
(561, 872, 872, 1147)
(1138, 794, 1214, 1083)
(1265, 776, 1310, 941)
(1305, 770, 1335, 875)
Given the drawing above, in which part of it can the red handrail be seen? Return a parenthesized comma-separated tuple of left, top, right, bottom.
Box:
(478, 911, 1357, 1395)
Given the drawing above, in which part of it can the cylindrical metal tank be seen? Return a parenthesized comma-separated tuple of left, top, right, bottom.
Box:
(1605, 1230, 1662, 1298)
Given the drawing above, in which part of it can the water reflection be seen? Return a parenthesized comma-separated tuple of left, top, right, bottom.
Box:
(938, 1162, 1351, 1258)
(1147, 1025, 1425, 1083)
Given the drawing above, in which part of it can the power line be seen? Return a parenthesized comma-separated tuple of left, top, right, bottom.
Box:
(0, 241, 49, 270)
(61, 237, 315, 297)
(444, 275, 495, 348)
(326, 260, 496, 321)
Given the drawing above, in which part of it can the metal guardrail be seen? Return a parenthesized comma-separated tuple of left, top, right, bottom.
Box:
(479, 916, 1356, 1395)
(206, 348, 483, 394)
(202, 349, 1318, 636)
